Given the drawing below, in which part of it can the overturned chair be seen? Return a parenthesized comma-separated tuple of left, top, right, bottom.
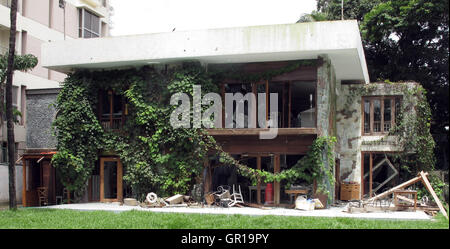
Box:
(228, 184, 244, 207)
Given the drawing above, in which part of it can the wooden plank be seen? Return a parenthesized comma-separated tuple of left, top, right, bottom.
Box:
(274, 154, 280, 205)
(166, 194, 184, 205)
(206, 128, 317, 136)
(288, 81, 292, 128)
(100, 158, 105, 202)
(420, 171, 448, 219)
(22, 159, 27, 207)
(365, 172, 427, 203)
(257, 156, 261, 204)
(369, 153, 373, 197)
(117, 160, 123, 202)
(396, 194, 416, 204)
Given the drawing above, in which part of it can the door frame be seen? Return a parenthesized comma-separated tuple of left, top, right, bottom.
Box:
(100, 157, 123, 202)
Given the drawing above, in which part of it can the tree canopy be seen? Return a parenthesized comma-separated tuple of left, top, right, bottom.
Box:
(304, 0, 449, 134)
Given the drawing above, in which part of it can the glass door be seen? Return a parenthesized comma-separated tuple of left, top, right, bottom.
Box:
(100, 157, 123, 202)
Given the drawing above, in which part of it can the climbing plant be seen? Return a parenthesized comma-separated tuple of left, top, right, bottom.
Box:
(52, 61, 337, 201)
(340, 82, 444, 202)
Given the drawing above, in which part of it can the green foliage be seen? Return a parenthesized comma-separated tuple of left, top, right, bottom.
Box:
(51, 74, 104, 197)
(388, 85, 436, 175)
(52, 63, 217, 201)
(208, 134, 337, 198)
(0, 53, 38, 81)
(315, 0, 449, 134)
(297, 11, 329, 23)
(52, 61, 338, 202)
(416, 175, 448, 204)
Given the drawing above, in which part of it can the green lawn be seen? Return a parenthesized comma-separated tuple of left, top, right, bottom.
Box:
(0, 208, 448, 229)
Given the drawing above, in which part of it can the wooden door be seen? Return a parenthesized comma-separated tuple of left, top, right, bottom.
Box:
(100, 157, 123, 202)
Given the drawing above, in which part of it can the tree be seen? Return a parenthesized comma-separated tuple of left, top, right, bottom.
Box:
(297, 11, 328, 23)
(313, 0, 449, 135)
(4, 0, 19, 210)
(1, 4, 37, 210)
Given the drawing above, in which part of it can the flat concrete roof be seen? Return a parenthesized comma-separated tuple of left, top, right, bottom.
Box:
(42, 20, 370, 83)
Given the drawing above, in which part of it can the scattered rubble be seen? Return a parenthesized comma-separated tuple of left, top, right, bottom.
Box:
(122, 171, 448, 219)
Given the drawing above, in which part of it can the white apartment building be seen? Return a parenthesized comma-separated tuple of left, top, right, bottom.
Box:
(0, 0, 113, 204)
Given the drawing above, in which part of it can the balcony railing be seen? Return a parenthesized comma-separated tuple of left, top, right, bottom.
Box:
(100, 115, 123, 131)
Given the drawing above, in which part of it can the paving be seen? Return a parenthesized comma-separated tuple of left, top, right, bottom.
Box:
(41, 202, 432, 220)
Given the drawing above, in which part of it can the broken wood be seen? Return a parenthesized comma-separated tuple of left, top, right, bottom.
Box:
(419, 171, 448, 219)
(396, 195, 416, 204)
(365, 172, 427, 203)
(166, 194, 184, 205)
(364, 171, 448, 219)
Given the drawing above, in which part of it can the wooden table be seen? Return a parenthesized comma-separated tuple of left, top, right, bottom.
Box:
(285, 189, 309, 204)
(248, 186, 266, 203)
(393, 189, 418, 211)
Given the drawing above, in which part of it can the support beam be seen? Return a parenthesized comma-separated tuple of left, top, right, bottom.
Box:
(420, 171, 448, 219)
(365, 172, 427, 203)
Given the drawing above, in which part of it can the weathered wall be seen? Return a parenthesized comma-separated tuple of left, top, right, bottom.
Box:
(316, 55, 338, 201)
(26, 89, 59, 149)
(336, 82, 419, 196)
(316, 55, 337, 137)
(0, 165, 23, 204)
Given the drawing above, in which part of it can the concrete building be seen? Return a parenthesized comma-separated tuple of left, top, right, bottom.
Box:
(30, 20, 426, 207)
(0, 0, 113, 204)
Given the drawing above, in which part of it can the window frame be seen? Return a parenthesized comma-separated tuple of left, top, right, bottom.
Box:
(79, 8, 101, 38)
(98, 89, 126, 131)
(362, 96, 401, 135)
(220, 81, 317, 129)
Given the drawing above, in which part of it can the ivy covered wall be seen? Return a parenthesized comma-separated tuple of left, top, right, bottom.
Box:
(50, 60, 343, 202)
(336, 82, 434, 188)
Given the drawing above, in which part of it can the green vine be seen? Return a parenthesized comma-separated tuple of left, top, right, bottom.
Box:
(52, 61, 337, 201)
(341, 82, 443, 202)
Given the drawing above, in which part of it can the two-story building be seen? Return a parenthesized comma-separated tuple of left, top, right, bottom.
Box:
(19, 20, 423, 207)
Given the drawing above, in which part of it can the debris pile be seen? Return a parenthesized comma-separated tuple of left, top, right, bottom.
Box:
(204, 185, 245, 208)
(345, 171, 448, 219)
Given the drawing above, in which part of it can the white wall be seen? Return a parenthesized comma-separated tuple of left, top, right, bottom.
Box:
(0, 164, 23, 204)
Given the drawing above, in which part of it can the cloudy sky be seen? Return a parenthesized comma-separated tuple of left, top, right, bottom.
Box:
(110, 0, 317, 36)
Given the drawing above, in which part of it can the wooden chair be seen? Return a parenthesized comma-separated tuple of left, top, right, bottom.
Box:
(37, 187, 49, 206)
(228, 185, 244, 207)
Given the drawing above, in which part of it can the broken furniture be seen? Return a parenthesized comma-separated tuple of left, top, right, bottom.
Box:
(364, 171, 448, 219)
(228, 185, 244, 207)
(393, 190, 418, 211)
(285, 189, 309, 204)
(37, 187, 49, 206)
(166, 194, 184, 205)
(248, 185, 266, 203)
(340, 182, 360, 201)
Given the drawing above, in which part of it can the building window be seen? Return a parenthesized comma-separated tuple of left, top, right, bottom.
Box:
(98, 89, 126, 130)
(362, 96, 401, 135)
(102, 0, 107, 7)
(79, 8, 100, 38)
(220, 81, 316, 128)
(1, 142, 18, 164)
(2, 86, 21, 122)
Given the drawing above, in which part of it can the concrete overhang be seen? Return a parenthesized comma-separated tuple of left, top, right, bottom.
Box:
(42, 20, 370, 84)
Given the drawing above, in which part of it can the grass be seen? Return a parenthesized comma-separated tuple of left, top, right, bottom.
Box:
(0, 208, 448, 229)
